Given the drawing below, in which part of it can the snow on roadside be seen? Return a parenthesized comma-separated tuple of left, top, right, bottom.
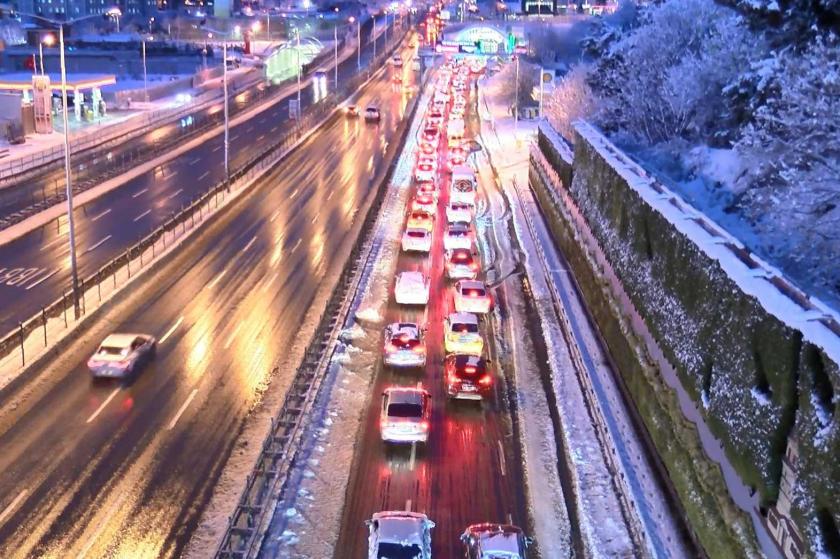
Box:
(262, 85, 427, 558)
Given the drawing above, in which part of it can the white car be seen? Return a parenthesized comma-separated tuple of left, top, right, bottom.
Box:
(87, 333, 156, 379)
(367, 511, 435, 559)
(395, 271, 430, 306)
(444, 312, 484, 355)
(415, 160, 437, 183)
(402, 228, 432, 252)
(416, 181, 438, 200)
(451, 165, 477, 205)
(383, 322, 427, 368)
(410, 194, 437, 215)
(461, 523, 533, 558)
(446, 200, 474, 223)
(454, 280, 492, 314)
(444, 221, 473, 251)
(445, 248, 479, 280)
(392, 54, 403, 67)
(380, 387, 432, 443)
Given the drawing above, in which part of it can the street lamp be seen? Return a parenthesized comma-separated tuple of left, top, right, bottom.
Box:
(201, 26, 233, 186)
(17, 8, 121, 317)
(373, 14, 377, 62)
(348, 16, 360, 70)
(39, 34, 55, 76)
(333, 8, 339, 91)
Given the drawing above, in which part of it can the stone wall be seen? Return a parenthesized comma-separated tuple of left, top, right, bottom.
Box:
(531, 120, 840, 556)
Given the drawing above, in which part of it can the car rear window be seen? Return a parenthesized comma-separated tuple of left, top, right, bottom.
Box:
(448, 229, 467, 237)
(391, 336, 420, 350)
(407, 230, 427, 238)
(462, 287, 486, 297)
(453, 357, 485, 378)
(451, 322, 479, 334)
(377, 542, 422, 559)
(387, 402, 423, 418)
(451, 251, 473, 263)
(99, 345, 128, 356)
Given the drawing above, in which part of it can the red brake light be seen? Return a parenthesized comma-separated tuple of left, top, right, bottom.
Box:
(413, 345, 425, 354)
(386, 343, 397, 353)
(420, 421, 430, 431)
(479, 375, 492, 386)
(465, 366, 476, 374)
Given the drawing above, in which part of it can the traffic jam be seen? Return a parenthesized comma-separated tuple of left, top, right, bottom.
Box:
(363, 57, 534, 559)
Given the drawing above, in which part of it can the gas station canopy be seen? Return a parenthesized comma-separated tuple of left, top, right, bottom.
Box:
(0, 73, 116, 93)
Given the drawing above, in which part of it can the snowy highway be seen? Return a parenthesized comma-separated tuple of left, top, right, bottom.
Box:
(0, 52, 417, 558)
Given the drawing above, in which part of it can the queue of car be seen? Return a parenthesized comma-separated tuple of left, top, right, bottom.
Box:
(368, 56, 532, 558)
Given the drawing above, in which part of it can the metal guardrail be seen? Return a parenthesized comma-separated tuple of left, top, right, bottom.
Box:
(213, 27, 414, 559)
(513, 158, 651, 556)
(0, 41, 405, 372)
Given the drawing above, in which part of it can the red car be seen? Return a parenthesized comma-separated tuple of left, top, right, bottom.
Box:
(445, 354, 492, 400)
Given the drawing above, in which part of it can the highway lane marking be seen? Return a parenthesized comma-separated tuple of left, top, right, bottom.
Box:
(189, 156, 202, 166)
(77, 492, 128, 559)
(198, 170, 210, 181)
(259, 117, 267, 124)
(133, 209, 151, 222)
(167, 188, 184, 200)
(326, 190, 335, 201)
(206, 269, 227, 290)
(289, 187, 300, 200)
(39, 231, 69, 251)
(497, 440, 506, 477)
(409, 443, 417, 471)
(243, 235, 257, 252)
(85, 388, 120, 424)
(270, 209, 281, 223)
(0, 490, 27, 527)
(271, 126, 278, 132)
(159, 316, 184, 344)
(212, 144, 222, 153)
(224, 323, 242, 350)
(231, 134, 240, 142)
(310, 211, 320, 224)
(262, 272, 278, 293)
(167, 388, 199, 430)
(405, 499, 412, 512)
(90, 208, 112, 222)
(25, 268, 58, 291)
(131, 187, 149, 198)
(257, 134, 266, 142)
(165, 170, 180, 180)
(290, 239, 302, 253)
(86, 235, 112, 253)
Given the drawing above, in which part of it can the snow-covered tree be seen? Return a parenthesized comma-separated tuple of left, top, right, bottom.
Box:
(545, 64, 597, 141)
(589, 0, 763, 145)
(493, 60, 539, 115)
(732, 33, 840, 298)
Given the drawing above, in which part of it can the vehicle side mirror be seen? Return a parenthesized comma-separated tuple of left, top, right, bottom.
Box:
(525, 536, 534, 547)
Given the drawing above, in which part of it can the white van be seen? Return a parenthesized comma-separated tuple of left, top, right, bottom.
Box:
(450, 165, 477, 205)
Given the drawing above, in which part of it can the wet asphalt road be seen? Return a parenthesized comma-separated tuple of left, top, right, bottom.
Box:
(0, 44, 418, 558)
(0, 20, 400, 336)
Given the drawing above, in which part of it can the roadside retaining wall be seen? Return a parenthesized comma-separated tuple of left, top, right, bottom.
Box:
(530, 120, 840, 556)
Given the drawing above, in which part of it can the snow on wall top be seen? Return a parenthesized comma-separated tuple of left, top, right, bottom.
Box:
(539, 120, 574, 165)
(572, 120, 840, 364)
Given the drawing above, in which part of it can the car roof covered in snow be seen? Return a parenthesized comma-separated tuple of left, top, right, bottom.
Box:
(372, 511, 428, 545)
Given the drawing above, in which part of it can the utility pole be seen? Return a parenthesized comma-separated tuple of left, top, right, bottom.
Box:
(223, 40, 229, 185)
(142, 39, 148, 102)
(514, 54, 519, 134)
(373, 15, 377, 62)
(334, 24, 338, 90)
(296, 29, 302, 118)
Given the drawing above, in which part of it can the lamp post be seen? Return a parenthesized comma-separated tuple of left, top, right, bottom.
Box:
(142, 38, 148, 102)
(201, 26, 233, 186)
(296, 28, 302, 119)
(373, 14, 377, 62)
(514, 54, 520, 134)
(17, 9, 121, 317)
(349, 16, 360, 70)
(39, 34, 54, 75)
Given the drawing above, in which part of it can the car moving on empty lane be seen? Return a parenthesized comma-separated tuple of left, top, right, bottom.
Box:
(87, 333, 156, 379)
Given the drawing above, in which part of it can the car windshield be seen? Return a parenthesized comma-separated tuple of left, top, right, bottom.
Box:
(387, 402, 423, 418)
(98, 345, 128, 356)
(377, 542, 423, 559)
(451, 322, 479, 334)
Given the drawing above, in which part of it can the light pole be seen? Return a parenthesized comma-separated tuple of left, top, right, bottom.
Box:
(334, 24, 338, 90)
(373, 14, 377, 62)
(514, 54, 520, 134)
(18, 9, 121, 316)
(296, 28, 302, 119)
(39, 34, 54, 75)
(349, 17, 360, 70)
(201, 26, 233, 185)
(142, 38, 148, 102)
